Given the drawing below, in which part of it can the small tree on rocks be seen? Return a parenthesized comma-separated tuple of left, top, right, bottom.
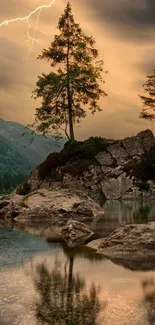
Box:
(32, 2, 107, 140)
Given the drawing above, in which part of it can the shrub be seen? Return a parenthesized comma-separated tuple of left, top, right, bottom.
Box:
(38, 137, 107, 179)
(16, 181, 31, 195)
(124, 148, 155, 181)
(138, 148, 155, 180)
(139, 181, 150, 192)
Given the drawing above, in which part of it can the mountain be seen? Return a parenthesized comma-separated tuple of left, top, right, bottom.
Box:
(0, 118, 66, 175)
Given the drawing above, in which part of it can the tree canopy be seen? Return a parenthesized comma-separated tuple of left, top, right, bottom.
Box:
(139, 69, 155, 121)
(32, 2, 107, 140)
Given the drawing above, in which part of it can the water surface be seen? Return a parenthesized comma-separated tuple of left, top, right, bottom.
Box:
(1, 200, 155, 325)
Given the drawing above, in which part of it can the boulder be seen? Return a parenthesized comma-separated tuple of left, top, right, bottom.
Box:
(101, 166, 113, 174)
(95, 151, 114, 166)
(87, 224, 155, 270)
(101, 173, 133, 199)
(137, 129, 155, 152)
(116, 157, 127, 166)
(122, 136, 144, 156)
(13, 189, 104, 224)
(107, 143, 128, 159)
(0, 194, 22, 218)
(61, 219, 94, 247)
(108, 166, 123, 177)
(98, 224, 155, 256)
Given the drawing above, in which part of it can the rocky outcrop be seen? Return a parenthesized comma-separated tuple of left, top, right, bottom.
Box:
(18, 129, 155, 201)
(95, 151, 114, 166)
(137, 129, 155, 152)
(61, 219, 94, 248)
(87, 224, 155, 270)
(122, 136, 144, 156)
(107, 143, 127, 158)
(101, 173, 133, 200)
(2, 189, 104, 224)
(0, 194, 22, 218)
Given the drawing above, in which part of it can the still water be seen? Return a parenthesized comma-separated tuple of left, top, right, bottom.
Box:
(1, 200, 155, 325)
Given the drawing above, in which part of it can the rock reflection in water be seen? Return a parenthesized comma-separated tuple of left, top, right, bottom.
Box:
(142, 276, 155, 325)
(34, 255, 102, 325)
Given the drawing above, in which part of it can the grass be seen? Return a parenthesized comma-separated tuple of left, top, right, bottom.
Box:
(19, 190, 46, 208)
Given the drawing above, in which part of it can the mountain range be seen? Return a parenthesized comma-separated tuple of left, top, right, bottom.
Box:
(0, 118, 66, 176)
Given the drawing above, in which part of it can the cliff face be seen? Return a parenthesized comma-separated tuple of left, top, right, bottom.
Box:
(19, 129, 155, 201)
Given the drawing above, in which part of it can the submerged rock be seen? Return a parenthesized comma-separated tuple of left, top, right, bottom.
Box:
(61, 219, 94, 248)
(98, 224, 155, 254)
(87, 224, 155, 270)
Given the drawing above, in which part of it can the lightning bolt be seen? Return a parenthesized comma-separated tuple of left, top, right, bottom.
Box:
(0, 0, 56, 58)
(0, 1, 56, 27)
(24, 8, 42, 60)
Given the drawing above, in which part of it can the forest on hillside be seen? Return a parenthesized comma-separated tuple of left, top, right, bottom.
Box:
(0, 173, 27, 194)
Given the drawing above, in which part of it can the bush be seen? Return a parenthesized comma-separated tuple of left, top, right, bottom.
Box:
(16, 181, 31, 195)
(38, 137, 107, 179)
(136, 148, 155, 181)
(124, 148, 155, 181)
(139, 181, 150, 192)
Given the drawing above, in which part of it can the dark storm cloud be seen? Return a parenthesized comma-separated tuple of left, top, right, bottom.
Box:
(80, 0, 155, 41)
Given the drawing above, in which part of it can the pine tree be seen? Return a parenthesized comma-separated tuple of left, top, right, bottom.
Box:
(139, 69, 155, 120)
(32, 2, 107, 140)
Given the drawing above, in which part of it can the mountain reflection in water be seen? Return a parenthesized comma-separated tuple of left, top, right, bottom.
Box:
(142, 276, 155, 325)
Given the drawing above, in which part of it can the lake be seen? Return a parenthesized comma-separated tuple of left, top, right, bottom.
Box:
(0, 200, 155, 325)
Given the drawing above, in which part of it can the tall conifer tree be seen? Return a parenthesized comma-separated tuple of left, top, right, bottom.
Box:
(139, 69, 155, 120)
(32, 2, 107, 140)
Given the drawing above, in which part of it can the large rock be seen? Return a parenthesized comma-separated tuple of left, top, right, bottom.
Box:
(107, 143, 128, 159)
(13, 189, 104, 224)
(137, 129, 155, 152)
(122, 136, 144, 156)
(87, 224, 155, 270)
(101, 166, 113, 174)
(98, 224, 155, 254)
(61, 219, 94, 248)
(95, 151, 114, 166)
(0, 194, 22, 218)
(18, 129, 155, 202)
(101, 173, 133, 199)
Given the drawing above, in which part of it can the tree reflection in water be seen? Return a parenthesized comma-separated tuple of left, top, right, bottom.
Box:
(142, 276, 155, 325)
(34, 255, 102, 325)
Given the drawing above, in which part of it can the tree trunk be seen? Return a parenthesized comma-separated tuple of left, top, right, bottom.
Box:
(67, 256, 74, 325)
(67, 84, 75, 140)
(66, 12, 75, 140)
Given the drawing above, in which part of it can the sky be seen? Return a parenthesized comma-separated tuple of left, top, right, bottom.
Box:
(0, 0, 155, 139)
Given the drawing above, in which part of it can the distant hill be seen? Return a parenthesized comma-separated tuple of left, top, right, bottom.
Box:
(0, 118, 66, 176)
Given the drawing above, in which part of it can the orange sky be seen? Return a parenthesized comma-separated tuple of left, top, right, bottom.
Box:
(0, 0, 155, 139)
